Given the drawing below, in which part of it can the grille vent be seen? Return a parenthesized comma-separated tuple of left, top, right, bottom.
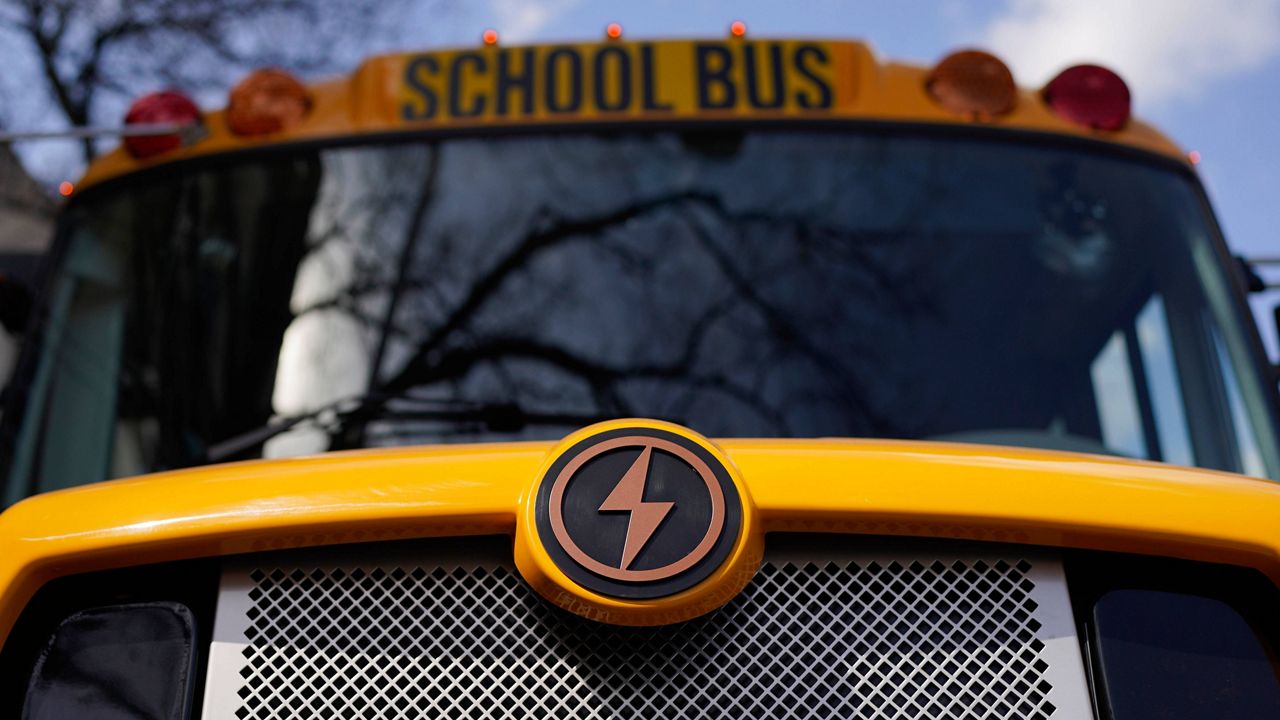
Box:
(226, 552, 1061, 719)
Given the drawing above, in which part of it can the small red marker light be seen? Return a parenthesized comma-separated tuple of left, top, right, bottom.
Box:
(482, 28, 498, 45)
(58, 181, 73, 197)
(1188, 150, 1202, 165)
(730, 20, 747, 37)
(606, 22, 623, 40)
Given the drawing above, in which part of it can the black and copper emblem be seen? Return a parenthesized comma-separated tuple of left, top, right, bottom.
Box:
(535, 427, 743, 599)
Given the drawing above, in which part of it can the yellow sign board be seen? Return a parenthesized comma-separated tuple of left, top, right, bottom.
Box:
(395, 40, 850, 124)
(76, 38, 1188, 190)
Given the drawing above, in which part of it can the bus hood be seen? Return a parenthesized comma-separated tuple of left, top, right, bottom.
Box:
(2, 434, 1279, 642)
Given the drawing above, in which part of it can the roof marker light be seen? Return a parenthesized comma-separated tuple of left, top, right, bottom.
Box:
(1188, 150, 1202, 165)
(58, 181, 73, 197)
(482, 29, 499, 46)
(1043, 64, 1131, 131)
(730, 20, 747, 37)
(606, 23, 623, 40)
(926, 50, 1017, 118)
(122, 90, 202, 159)
(227, 68, 312, 137)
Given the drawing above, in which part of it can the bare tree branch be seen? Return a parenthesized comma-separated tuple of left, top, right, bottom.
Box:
(2, 0, 447, 163)
(379, 190, 723, 396)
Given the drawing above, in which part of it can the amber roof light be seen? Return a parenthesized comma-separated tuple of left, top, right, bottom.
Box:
(227, 68, 312, 137)
(926, 50, 1017, 118)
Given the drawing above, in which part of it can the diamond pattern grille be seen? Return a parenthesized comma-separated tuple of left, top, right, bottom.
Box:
(234, 558, 1056, 719)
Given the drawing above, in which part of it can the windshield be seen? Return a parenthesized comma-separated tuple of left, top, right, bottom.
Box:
(4, 128, 1278, 499)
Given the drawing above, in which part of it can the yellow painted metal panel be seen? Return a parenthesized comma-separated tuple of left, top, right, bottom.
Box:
(2, 438, 1278, 643)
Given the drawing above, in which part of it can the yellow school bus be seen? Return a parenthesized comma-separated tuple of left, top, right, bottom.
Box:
(3, 33, 1280, 718)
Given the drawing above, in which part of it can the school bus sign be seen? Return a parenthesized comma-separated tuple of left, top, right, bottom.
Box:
(73, 37, 1189, 190)
(396, 40, 850, 123)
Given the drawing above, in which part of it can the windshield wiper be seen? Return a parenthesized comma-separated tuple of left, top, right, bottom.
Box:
(204, 395, 621, 463)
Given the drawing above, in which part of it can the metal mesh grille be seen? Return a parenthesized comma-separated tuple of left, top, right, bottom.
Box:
(232, 555, 1056, 719)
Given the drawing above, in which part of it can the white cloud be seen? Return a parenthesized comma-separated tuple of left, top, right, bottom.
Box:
(983, 0, 1280, 106)
(490, 0, 583, 43)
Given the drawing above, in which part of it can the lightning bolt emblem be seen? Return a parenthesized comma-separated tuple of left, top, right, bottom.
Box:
(598, 446, 675, 570)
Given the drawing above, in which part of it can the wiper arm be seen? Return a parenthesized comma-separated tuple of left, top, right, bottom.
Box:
(204, 395, 620, 463)
(205, 412, 320, 463)
(364, 402, 612, 432)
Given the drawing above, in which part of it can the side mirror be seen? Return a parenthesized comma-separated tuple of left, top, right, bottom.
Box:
(1240, 256, 1279, 380)
(1237, 256, 1267, 294)
(0, 272, 33, 335)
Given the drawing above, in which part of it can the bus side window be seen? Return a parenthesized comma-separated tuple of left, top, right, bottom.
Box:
(1088, 293, 1200, 466)
(1211, 325, 1267, 477)
(1090, 329, 1147, 458)
(1136, 296, 1194, 467)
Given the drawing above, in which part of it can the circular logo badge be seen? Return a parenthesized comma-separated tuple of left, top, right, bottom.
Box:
(535, 427, 743, 599)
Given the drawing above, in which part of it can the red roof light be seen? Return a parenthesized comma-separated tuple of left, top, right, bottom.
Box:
(1043, 65, 1131, 131)
(122, 90, 201, 159)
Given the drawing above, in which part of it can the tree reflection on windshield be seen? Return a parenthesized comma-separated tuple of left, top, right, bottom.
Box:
(269, 131, 1138, 455)
(278, 136, 954, 452)
(9, 129, 1274, 493)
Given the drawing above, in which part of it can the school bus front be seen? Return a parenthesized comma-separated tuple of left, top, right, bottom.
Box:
(2, 37, 1280, 718)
